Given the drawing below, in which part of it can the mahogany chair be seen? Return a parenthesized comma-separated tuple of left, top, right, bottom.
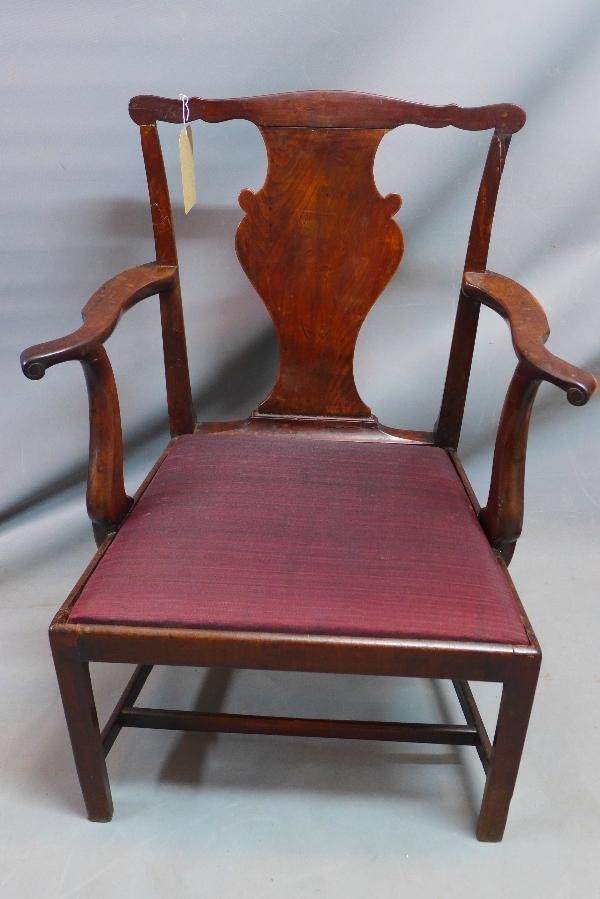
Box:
(21, 91, 596, 841)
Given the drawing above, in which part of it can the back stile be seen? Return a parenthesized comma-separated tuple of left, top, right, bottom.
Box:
(138, 123, 195, 435)
(436, 132, 513, 449)
(139, 124, 178, 265)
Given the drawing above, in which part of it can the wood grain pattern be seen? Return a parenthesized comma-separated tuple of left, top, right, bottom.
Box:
(462, 271, 597, 560)
(236, 127, 402, 417)
(436, 133, 512, 449)
(139, 125, 178, 265)
(476, 658, 540, 842)
(139, 124, 195, 435)
(50, 632, 113, 822)
(129, 91, 526, 133)
(81, 347, 132, 543)
(118, 707, 479, 745)
(20, 263, 177, 379)
(21, 264, 177, 541)
(463, 270, 597, 403)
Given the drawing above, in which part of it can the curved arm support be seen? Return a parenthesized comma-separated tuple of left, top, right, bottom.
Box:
(82, 348, 133, 544)
(20, 262, 177, 545)
(463, 270, 597, 563)
(478, 363, 540, 563)
(20, 263, 177, 380)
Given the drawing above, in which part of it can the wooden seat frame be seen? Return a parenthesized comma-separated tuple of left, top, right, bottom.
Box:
(21, 91, 597, 841)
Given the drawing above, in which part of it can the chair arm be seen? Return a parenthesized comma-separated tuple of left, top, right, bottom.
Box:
(20, 262, 177, 545)
(462, 270, 597, 563)
(21, 263, 177, 379)
(463, 270, 597, 405)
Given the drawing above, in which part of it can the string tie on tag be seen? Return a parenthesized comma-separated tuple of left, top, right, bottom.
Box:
(177, 93, 196, 214)
(179, 93, 190, 125)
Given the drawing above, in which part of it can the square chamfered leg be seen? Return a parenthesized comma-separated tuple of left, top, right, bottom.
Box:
(476, 654, 540, 842)
(50, 628, 113, 822)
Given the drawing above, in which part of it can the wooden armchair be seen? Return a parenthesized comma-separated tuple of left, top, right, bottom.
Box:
(21, 91, 596, 841)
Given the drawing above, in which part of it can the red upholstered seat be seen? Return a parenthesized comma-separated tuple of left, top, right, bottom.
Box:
(70, 433, 529, 645)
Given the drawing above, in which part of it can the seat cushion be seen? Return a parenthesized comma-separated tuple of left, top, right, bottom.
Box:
(70, 432, 529, 645)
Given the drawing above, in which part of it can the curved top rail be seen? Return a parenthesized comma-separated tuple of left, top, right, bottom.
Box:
(129, 91, 526, 133)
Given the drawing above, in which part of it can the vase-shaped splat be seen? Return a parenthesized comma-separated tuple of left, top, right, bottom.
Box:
(235, 126, 403, 418)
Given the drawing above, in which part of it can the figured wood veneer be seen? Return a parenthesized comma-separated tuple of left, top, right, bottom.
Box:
(236, 126, 403, 417)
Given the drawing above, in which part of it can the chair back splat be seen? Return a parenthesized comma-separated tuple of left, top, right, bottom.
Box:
(129, 92, 526, 435)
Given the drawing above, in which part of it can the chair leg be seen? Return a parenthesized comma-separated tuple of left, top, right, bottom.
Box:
(50, 632, 113, 822)
(476, 661, 540, 842)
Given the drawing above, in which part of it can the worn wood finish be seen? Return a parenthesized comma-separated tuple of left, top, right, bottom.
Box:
(52, 620, 536, 682)
(199, 416, 435, 444)
(436, 133, 512, 449)
(20, 263, 177, 378)
(477, 659, 540, 841)
(453, 679, 493, 772)
(139, 124, 195, 435)
(20, 264, 193, 540)
(461, 271, 597, 560)
(480, 365, 541, 562)
(237, 126, 402, 417)
(100, 664, 153, 755)
(118, 707, 479, 746)
(129, 91, 526, 133)
(158, 279, 195, 436)
(139, 125, 178, 265)
(50, 631, 113, 822)
(82, 348, 132, 543)
(21, 266, 177, 538)
(463, 270, 596, 402)
(21, 90, 597, 840)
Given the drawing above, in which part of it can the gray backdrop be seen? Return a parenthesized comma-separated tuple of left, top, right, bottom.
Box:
(1, 1, 599, 896)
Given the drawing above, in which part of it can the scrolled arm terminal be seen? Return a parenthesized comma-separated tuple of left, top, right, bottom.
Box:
(462, 270, 597, 403)
(20, 262, 178, 545)
(21, 263, 177, 379)
(462, 269, 597, 563)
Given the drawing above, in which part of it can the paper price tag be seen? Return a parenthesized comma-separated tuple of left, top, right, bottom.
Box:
(178, 125, 196, 214)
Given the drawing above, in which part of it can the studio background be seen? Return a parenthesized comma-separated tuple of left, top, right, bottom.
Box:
(1, 1, 599, 896)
